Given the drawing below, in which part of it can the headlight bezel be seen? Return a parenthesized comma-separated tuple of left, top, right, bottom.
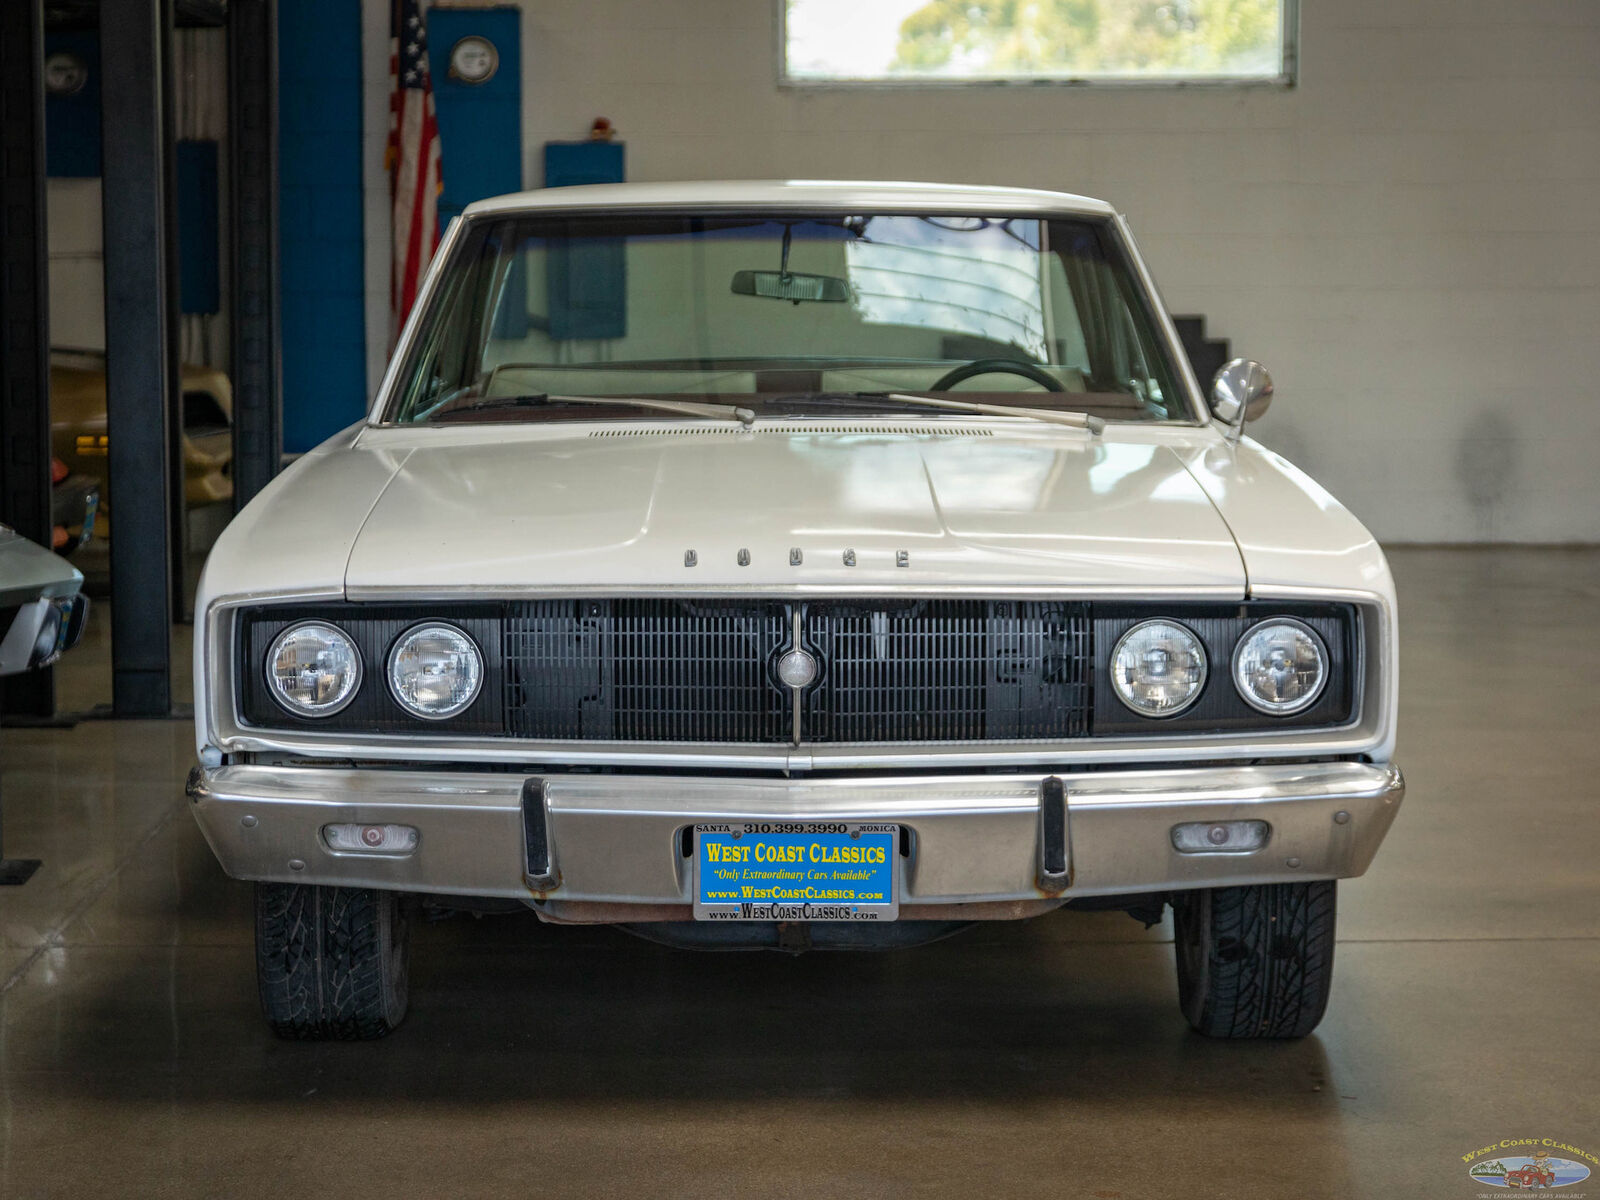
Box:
(386, 621, 485, 720)
(264, 620, 364, 718)
(1091, 603, 1356, 735)
(1230, 617, 1331, 716)
(239, 604, 503, 735)
(1108, 618, 1210, 718)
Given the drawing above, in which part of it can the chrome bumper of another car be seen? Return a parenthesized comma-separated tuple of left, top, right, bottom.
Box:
(187, 760, 1404, 913)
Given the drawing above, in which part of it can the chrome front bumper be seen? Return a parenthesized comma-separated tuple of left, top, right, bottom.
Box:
(187, 760, 1404, 916)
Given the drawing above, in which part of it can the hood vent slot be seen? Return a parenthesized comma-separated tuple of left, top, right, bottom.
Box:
(587, 425, 993, 439)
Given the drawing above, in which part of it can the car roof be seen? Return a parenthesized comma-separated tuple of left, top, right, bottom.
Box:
(463, 179, 1118, 219)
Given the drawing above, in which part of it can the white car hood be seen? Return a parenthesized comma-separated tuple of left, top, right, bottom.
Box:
(340, 424, 1246, 595)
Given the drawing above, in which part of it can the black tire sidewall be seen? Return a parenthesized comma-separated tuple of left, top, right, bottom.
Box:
(378, 891, 410, 1029)
(1173, 886, 1213, 1031)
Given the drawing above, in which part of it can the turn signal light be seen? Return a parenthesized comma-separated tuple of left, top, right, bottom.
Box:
(322, 823, 420, 855)
(1170, 820, 1269, 854)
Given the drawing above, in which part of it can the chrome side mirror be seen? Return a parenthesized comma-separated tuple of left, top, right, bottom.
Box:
(1209, 358, 1273, 440)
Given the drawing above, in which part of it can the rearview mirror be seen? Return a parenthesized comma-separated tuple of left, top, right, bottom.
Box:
(731, 270, 849, 303)
(1209, 358, 1273, 440)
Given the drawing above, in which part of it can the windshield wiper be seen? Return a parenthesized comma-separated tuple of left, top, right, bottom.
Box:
(786, 391, 1104, 435)
(438, 390, 1102, 434)
(884, 392, 1104, 435)
(440, 393, 755, 426)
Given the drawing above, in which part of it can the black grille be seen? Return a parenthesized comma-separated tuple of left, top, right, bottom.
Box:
(501, 598, 1090, 744)
(503, 600, 789, 742)
(235, 599, 1356, 745)
(804, 601, 1091, 741)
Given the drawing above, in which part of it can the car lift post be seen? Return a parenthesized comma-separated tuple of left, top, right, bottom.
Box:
(229, 0, 283, 511)
(101, 0, 180, 716)
(0, 0, 51, 883)
(0, 0, 57, 728)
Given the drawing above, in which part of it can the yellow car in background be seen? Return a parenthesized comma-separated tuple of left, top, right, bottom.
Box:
(50, 349, 234, 531)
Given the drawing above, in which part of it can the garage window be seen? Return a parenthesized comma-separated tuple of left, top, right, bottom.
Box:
(780, 0, 1295, 86)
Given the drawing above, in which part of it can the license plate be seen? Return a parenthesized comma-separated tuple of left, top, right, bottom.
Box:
(692, 822, 899, 922)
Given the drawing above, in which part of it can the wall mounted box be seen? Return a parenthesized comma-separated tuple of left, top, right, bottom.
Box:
(541, 141, 626, 341)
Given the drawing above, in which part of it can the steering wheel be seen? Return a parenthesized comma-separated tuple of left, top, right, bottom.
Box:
(929, 358, 1065, 393)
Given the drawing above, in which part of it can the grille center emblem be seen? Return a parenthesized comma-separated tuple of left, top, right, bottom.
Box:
(778, 609, 817, 746)
(777, 648, 818, 690)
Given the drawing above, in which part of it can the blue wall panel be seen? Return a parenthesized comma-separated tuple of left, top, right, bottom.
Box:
(543, 141, 624, 190)
(542, 142, 626, 340)
(426, 8, 526, 336)
(278, 0, 367, 453)
(426, 6, 522, 230)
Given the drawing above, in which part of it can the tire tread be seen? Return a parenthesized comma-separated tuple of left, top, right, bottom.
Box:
(1175, 880, 1335, 1039)
(255, 883, 409, 1041)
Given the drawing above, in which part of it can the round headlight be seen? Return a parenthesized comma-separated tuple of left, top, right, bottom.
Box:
(267, 622, 362, 717)
(388, 623, 483, 719)
(1232, 619, 1328, 715)
(1110, 620, 1208, 717)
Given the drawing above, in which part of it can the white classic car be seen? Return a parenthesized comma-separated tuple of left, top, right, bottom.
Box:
(189, 181, 1403, 1041)
(1, 523, 88, 677)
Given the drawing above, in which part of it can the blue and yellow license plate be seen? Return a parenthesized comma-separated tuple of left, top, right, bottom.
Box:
(692, 822, 899, 922)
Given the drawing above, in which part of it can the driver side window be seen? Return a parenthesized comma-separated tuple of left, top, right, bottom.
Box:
(1047, 230, 1176, 418)
(1044, 254, 1092, 377)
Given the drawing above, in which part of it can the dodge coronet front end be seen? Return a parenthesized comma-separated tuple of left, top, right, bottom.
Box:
(192, 180, 1402, 1041)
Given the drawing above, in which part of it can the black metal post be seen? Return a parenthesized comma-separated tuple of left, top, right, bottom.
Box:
(0, 0, 56, 723)
(101, 0, 178, 716)
(0, 0, 49, 884)
(229, 0, 281, 509)
(162, 0, 187, 623)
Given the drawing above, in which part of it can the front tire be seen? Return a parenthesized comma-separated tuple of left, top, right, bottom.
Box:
(255, 883, 410, 1040)
(1172, 880, 1336, 1039)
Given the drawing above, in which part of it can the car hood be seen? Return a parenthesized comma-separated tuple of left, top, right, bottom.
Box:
(340, 424, 1246, 595)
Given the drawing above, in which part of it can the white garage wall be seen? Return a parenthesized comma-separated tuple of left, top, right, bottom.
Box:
(361, 0, 1600, 542)
(46, 30, 230, 368)
(46, 178, 105, 352)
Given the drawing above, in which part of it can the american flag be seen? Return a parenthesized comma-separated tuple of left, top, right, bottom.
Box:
(386, 0, 442, 341)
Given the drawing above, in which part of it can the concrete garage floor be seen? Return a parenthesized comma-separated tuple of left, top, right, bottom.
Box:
(1, 548, 1595, 1199)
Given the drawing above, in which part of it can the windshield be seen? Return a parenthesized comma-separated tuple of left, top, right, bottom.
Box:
(386, 212, 1192, 424)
